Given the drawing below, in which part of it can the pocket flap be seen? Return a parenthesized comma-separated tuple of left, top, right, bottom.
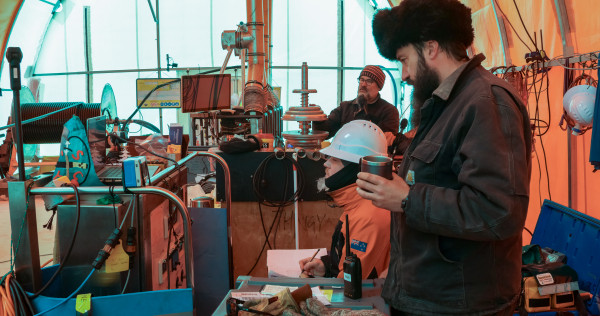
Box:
(410, 140, 442, 163)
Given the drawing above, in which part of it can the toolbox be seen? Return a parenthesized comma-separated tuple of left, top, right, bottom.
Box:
(527, 199, 600, 315)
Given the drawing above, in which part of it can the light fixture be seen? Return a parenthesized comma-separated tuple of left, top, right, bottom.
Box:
(166, 54, 178, 71)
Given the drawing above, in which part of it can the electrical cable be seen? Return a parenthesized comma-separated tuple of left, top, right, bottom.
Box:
(526, 59, 553, 203)
(121, 196, 137, 295)
(492, 0, 533, 52)
(533, 144, 543, 206)
(33, 268, 95, 316)
(41, 258, 53, 268)
(13, 279, 34, 315)
(121, 271, 131, 295)
(252, 153, 304, 208)
(109, 186, 118, 228)
(30, 183, 82, 299)
(377, 65, 399, 108)
(511, 0, 539, 51)
(247, 153, 302, 274)
(272, 167, 291, 249)
(166, 211, 173, 290)
(246, 204, 285, 275)
(257, 202, 273, 250)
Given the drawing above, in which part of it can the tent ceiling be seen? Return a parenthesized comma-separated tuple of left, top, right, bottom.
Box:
(388, 0, 599, 69)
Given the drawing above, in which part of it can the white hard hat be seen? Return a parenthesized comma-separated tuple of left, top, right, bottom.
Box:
(563, 85, 596, 135)
(320, 120, 387, 163)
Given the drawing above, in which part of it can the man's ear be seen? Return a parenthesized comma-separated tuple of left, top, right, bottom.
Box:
(424, 40, 440, 60)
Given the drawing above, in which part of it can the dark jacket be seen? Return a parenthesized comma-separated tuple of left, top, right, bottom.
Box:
(313, 95, 399, 137)
(384, 54, 532, 315)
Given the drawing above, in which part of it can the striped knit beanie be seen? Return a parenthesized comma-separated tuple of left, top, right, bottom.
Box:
(360, 65, 385, 89)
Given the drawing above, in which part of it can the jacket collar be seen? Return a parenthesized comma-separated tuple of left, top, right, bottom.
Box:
(433, 54, 486, 101)
(328, 183, 363, 208)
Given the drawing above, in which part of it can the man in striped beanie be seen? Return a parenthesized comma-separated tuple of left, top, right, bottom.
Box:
(313, 65, 399, 146)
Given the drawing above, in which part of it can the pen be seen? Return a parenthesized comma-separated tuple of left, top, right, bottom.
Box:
(300, 249, 321, 277)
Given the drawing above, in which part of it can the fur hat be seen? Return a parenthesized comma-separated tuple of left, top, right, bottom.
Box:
(372, 0, 474, 60)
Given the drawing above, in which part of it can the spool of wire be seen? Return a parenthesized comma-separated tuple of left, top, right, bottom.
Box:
(14, 83, 118, 144)
(21, 102, 101, 143)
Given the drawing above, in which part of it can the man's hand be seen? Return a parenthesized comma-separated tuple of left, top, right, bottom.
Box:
(299, 258, 325, 277)
(356, 172, 409, 213)
(384, 132, 396, 146)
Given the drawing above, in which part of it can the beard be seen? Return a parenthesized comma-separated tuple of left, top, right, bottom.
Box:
(407, 56, 440, 127)
(316, 177, 329, 192)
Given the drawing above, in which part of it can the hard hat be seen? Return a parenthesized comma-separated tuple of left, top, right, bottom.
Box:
(320, 120, 387, 163)
(563, 85, 596, 135)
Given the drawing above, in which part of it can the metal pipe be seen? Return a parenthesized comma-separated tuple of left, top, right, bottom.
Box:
(32, 65, 401, 77)
(155, 0, 163, 134)
(267, 0, 272, 84)
(238, 48, 246, 107)
(301, 62, 308, 107)
(220, 47, 233, 75)
(246, 0, 266, 86)
(30, 186, 194, 289)
(12, 94, 25, 181)
(150, 152, 198, 185)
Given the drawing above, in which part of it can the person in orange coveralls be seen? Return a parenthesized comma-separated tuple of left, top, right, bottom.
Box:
(299, 120, 391, 279)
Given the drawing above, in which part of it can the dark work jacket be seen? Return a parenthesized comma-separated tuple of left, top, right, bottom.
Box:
(383, 54, 532, 315)
(313, 95, 399, 138)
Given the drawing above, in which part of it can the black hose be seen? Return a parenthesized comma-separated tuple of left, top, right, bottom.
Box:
(30, 184, 81, 299)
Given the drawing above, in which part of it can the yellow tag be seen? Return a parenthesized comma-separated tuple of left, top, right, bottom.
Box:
(53, 176, 71, 187)
(321, 289, 333, 302)
(101, 242, 129, 273)
(75, 293, 91, 313)
(167, 144, 181, 154)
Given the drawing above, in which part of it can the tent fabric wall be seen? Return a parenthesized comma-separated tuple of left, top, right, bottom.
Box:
(0, 0, 23, 78)
(388, 0, 600, 242)
(1, 0, 400, 139)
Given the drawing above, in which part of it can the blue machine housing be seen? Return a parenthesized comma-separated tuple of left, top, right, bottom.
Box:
(122, 156, 150, 188)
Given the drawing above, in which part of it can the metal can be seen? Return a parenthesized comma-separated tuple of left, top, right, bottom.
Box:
(191, 196, 215, 208)
(360, 155, 393, 180)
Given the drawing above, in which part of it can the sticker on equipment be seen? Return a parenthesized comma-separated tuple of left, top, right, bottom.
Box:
(536, 272, 554, 285)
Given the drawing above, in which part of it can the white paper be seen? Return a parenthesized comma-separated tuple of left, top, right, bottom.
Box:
(266, 248, 328, 278)
(230, 292, 271, 301)
(260, 285, 299, 296)
(311, 286, 331, 306)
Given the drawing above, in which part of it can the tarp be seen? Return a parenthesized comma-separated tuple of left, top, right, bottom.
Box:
(0, 0, 23, 80)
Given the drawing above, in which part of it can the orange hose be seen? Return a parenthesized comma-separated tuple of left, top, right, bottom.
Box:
(2, 274, 14, 316)
(0, 286, 14, 316)
(41, 258, 53, 268)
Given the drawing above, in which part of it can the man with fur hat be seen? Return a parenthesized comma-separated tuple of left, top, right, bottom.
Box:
(313, 65, 400, 146)
(299, 120, 391, 280)
(356, 0, 532, 315)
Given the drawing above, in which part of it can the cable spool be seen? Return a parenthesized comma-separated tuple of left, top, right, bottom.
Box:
(21, 102, 100, 143)
(14, 83, 118, 144)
